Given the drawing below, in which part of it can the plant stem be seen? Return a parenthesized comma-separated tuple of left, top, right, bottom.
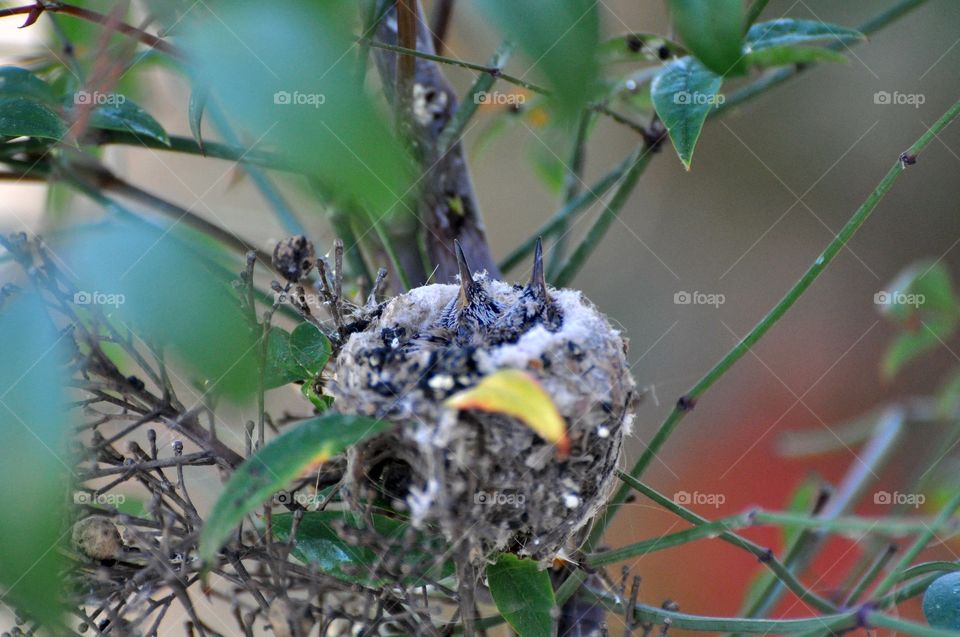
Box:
(586, 513, 755, 566)
(574, 577, 943, 636)
(844, 544, 899, 606)
(548, 110, 592, 280)
(0, 2, 179, 57)
(554, 569, 587, 605)
(64, 163, 273, 267)
(867, 612, 960, 637)
(552, 142, 657, 288)
(205, 100, 306, 236)
(365, 39, 548, 94)
(95, 130, 302, 173)
(499, 152, 634, 273)
(590, 95, 960, 548)
(580, 587, 857, 634)
(586, 506, 952, 567)
(895, 560, 960, 582)
(613, 472, 838, 612)
(437, 41, 514, 156)
(872, 487, 960, 597)
(734, 407, 904, 627)
(720, 0, 930, 115)
(365, 39, 648, 135)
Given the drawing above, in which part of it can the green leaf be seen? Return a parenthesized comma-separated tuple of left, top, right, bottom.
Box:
(668, 0, 745, 76)
(272, 511, 454, 586)
(84, 97, 170, 146)
(0, 293, 71, 628)
(746, 19, 864, 50)
(0, 66, 57, 103)
(198, 414, 393, 564)
(289, 322, 331, 376)
(487, 554, 555, 637)
(877, 260, 959, 379)
(59, 219, 260, 399)
(528, 145, 567, 195)
(0, 96, 67, 140)
(188, 83, 209, 152)
(651, 57, 723, 169)
(936, 368, 960, 419)
(744, 45, 847, 68)
(882, 328, 946, 380)
(264, 328, 302, 389)
(184, 2, 413, 215)
(264, 323, 331, 389)
(879, 261, 958, 324)
(476, 0, 599, 120)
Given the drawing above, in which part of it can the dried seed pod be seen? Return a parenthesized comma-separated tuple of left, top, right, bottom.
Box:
(72, 515, 123, 561)
(272, 235, 315, 283)
(331, 240, 638, 561)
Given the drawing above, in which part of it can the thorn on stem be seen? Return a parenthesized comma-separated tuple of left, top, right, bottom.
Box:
(19, 3, 44, 29)
(676, 395, 696, 412)
(899, 152, 917, 166)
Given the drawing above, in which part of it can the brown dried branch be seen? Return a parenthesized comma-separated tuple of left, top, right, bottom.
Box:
(372, 0, 500, 285)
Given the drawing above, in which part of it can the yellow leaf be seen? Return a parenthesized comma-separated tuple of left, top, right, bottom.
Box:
(444, 370, 570, 457)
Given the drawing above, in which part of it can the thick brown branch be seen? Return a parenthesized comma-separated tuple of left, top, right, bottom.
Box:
(373, 0, 500, 285)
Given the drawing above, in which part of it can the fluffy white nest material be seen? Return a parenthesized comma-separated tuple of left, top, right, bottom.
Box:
(331, 267, 637, 562)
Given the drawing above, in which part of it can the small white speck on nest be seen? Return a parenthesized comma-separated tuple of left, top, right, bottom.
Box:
(563, 494, 581, 509)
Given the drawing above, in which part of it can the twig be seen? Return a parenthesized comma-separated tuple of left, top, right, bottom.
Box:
(553, 131, 664, 288)
(371, 0, 500, 284)
(0, 1, 180, 57)
(590, 94, 960, 548)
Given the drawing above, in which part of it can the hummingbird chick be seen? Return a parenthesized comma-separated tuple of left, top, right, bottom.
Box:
(331, 239, 638, 563)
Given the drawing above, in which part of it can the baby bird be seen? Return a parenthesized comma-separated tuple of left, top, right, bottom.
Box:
(436, 240, 503, 344)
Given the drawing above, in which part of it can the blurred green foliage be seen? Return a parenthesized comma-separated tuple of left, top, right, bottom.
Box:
(183, 1, 414, 218)
(0, 292, 71, 627)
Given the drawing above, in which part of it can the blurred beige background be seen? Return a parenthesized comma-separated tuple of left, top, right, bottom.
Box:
(2, 0, 960, 633)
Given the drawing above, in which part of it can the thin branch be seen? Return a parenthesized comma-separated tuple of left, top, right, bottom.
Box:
(589, 93, 960, 548)
(552, 131, 664, 288)
(0, 2, 180, 57)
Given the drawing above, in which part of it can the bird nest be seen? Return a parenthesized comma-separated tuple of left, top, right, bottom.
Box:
(331, 242, 639, 562)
